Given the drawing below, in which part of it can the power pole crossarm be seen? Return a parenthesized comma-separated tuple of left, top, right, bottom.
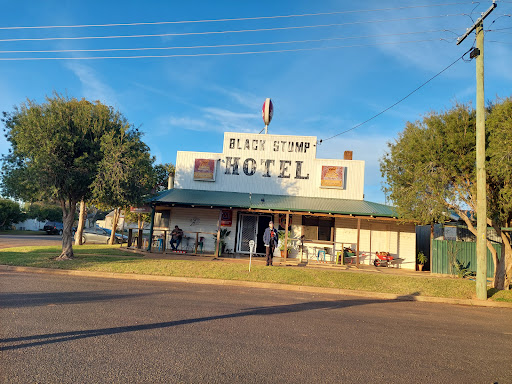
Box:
(457, 1, 497, 45)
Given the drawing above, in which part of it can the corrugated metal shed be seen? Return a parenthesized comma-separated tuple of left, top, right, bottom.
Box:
(149, 188, 396, 217)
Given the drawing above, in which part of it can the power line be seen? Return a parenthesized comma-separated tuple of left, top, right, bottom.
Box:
(0, 29, 453, 54)
(318, 48, 474, 143)
(0, 2, 477, 30)
(0, 14, 471, 43)
(0, 38, 447, 61)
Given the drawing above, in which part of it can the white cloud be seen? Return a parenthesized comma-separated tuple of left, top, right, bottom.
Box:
(160, 107, 259, 135)
(202, 107, 258, 120)
(362, 1, 478, 74)
(168, 116, 208, 130)
(206, 85, 262, 109)
(65, 62, 120, 107)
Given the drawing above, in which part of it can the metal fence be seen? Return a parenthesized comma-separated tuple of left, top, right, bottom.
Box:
(431, 239, 499, 278)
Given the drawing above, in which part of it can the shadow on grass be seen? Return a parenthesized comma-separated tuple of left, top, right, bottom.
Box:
(487, 287, 512, 300)
(0, 296, 414, 351)
(0, 249, 139, 267)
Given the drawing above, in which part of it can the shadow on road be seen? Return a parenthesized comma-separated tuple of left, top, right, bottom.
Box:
(0, 295, 416, 351)
(0, 291, 161, 309)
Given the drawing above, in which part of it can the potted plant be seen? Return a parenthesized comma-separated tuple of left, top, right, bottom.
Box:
(213, 228, 231, 256)
(278, 230, 292, 257)
(417, 251, 428, 271)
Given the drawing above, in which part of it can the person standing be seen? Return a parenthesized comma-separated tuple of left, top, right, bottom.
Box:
(263, 221, 278, 266)
(170, 225, 183, 251)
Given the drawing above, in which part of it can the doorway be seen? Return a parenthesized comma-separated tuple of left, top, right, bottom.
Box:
(236, 213, 273, 255)
(256, 215, 272, 254)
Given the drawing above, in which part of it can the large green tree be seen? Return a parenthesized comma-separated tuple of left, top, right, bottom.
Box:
(123, 162, 174, 230)
(1, 94, 140, 259)
(380, 99, 512, 290)
(153, 162, 175, 190)
(25, 202, 62, 223)
(0, 198, 24, 230)
(91, 127, 155, 244)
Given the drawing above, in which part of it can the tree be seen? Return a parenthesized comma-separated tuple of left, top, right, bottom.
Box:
(122, 162, 175, 230)
(1, 94, 136, 259)
(153, 162, 175, 191)
(0, 198, 24, 230)
(380, 99, 512, 290)
(91, 127, 155, 245)
(124, 210, 150, 230)
(25, 202, 62, 222)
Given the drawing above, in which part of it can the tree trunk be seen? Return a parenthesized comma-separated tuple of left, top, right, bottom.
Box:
(57, 199, 77, 260)
(458, 210, 512, 290)
(109, 208, 120, 245)
(138, 214, 142, 230)
(75, 199, 86, 245)
(120, 210, 126, 246)
(494, 245, 512, 290)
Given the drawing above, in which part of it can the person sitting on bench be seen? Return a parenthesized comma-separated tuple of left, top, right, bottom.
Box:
(170, 225, 183, 251)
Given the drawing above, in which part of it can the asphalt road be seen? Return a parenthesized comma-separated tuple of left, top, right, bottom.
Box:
(1, 272, 511, 384)
(0, 234, 62, 249)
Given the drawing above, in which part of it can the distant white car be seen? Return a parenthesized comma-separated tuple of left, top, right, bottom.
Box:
(76, 227, 126, 244)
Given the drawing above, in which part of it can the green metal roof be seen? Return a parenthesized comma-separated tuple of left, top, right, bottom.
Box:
(148, 188, 396, 218)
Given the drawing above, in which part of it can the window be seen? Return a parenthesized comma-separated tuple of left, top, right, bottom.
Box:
(302, 216, 334, 241)
(154, 210, 170, 228)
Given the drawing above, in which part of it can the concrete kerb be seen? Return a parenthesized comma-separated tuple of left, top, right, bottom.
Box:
(1, 264, 511, 309)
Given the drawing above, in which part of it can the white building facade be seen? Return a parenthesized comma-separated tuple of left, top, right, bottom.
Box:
(149, 132, 416, 269)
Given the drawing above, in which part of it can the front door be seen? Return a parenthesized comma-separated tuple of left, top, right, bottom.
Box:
(256, 215, 273, 254)
(237, 214, 259, 253)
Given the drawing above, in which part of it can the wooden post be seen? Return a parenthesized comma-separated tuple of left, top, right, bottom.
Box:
(195, 232, 199, 254)
(127, 228, 133, 247)
(215, 210, 222, 257)
(300, 224, 304, 263)
(356, 218, 361, 267)
(430, 223, 434, 272)
(284, 213, 290, 261)
(147, 205, 155, 252)
(369, 226, 372, 265)
(137, 229, 143, 249)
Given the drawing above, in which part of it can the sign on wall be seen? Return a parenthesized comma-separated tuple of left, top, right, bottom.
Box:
(278, 214, 292, 230)
(220, 210, 232, 227)
(194, 159, 216, 181)
(320, 166, 345, 188)
(130, 206, 152, 213)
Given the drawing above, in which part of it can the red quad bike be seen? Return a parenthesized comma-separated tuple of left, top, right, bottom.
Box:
(374, 252, 393, 267)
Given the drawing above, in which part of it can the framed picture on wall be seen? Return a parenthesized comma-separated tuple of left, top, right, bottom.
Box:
(194, 159, 216, 181)
(320, 166, 345, 189)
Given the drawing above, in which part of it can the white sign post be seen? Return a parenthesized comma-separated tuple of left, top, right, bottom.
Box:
(249, 240, 255, 272)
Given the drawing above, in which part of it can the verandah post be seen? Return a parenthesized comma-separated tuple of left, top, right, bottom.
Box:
(148, 205, 155, 252)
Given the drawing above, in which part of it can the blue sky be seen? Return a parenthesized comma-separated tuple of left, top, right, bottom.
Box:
(1, 0, 511, 204)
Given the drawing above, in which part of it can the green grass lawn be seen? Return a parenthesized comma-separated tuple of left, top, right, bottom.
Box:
(1, 245, 511, 303)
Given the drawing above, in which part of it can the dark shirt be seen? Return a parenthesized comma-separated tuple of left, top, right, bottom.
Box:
(171, 228, 183, 240)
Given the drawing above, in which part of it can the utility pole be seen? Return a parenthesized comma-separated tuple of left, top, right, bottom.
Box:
(456, 1, 496, 300)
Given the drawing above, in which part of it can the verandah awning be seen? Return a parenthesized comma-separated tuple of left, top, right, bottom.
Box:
(148, 188, 397, 218)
